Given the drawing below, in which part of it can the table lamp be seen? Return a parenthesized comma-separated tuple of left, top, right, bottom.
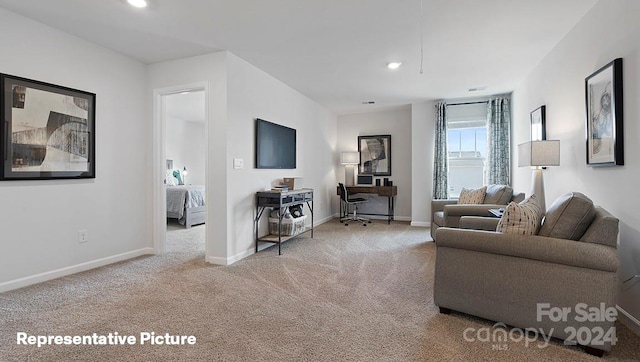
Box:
(518, 140, 560, 212)
(183, 166, 188, 185)
(340, 152, 360, 186)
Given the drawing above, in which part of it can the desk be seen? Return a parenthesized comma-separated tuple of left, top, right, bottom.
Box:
(337, 185, 397, 224)
(255, 189, 314, 255)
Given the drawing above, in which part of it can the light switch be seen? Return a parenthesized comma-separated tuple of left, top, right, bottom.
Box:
(233, 158, 244, 169)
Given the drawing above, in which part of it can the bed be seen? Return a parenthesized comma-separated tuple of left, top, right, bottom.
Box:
(166, 185, 206, 228)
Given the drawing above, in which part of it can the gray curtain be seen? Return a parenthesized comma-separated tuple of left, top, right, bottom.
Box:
(487, 97, 511, 185)
(432, 102, 448, 199)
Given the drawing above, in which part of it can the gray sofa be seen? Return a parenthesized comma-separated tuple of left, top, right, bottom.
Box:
(433, 192, 619, 356)
(431, 185, 525, 240)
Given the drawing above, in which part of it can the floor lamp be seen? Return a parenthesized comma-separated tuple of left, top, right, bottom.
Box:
(340, 152, 360, 186)
(518, 140, 560, 213)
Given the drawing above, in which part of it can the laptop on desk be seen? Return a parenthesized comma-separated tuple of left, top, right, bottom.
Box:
(356, 174, 374, 186)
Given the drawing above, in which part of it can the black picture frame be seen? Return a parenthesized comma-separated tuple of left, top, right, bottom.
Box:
(358, 135, 391, 176)
(585, 58, 623, 166)
(1, 74, 96, 180)
(530, 105, 546, 141)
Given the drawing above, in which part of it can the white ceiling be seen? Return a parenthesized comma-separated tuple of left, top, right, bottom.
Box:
(0, 0, 598, 115)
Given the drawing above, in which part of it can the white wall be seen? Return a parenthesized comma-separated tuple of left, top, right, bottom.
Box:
(0, 8, 150, 290)
(147, 52, 229, 261)
(166, 118, 206, 185)
(226, 53, 337, 258)
(149, 52, 337, 264)
(511, 0, 640, 332)
(411, 101, 437, 226)
(337, 106, 412, 220)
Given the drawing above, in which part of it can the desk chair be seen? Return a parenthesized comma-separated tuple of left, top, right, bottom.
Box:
(338, 183, 371, 226)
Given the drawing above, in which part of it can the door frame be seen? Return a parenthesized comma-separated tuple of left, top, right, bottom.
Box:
(152, 82, 209, 254)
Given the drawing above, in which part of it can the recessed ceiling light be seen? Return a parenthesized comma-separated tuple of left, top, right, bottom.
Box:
(387, 62, 402, 70)
(362, 101, 376, 105)
(127, 0, 148, 8)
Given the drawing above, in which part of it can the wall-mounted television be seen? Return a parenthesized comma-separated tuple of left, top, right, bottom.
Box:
(255, 118, 296, 169)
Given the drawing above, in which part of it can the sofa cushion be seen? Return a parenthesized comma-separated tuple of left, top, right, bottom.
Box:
(458, 186, 486, 204)
(496, 195, 543, 235)
(579, 207, 619, 247)
(538, 192, 596, 241)
(434, 211, 445, 226)
(484, 184, 513, 205)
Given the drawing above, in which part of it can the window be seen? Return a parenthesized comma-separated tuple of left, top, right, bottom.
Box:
(446, 103, 487, 198)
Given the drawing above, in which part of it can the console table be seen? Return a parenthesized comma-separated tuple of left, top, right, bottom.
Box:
(255, 189, 314, 255)
(337, 185, 397, 224)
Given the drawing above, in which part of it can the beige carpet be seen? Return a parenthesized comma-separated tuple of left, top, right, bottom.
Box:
(1, 220, 639, 361)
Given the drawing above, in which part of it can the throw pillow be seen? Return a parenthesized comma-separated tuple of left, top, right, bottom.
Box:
(496, 195, 543, 235)
(538, 191, 596, 240)
(458, 186, 487, 204)
(579, 207, 619, 247)
(484, 184, 514, 205)
(173, 170, 183, 185)
(165, 170, 179, 186)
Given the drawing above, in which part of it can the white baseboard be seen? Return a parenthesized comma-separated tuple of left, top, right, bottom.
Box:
(0, 247, 155, 293)
(411, 221, 430, 227)
(314, 214, 336, 226)
(617, 305, 640, 337)
(206, 247, 254, 266)
(206, 255, 230, 266)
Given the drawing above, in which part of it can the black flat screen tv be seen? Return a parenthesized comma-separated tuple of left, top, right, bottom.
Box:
(255, 118, 296, 169)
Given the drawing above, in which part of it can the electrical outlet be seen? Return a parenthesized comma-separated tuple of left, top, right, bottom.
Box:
(78, 230, 89, 243)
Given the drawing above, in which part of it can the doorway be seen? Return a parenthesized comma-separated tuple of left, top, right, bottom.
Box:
(153, 83, 208, 255)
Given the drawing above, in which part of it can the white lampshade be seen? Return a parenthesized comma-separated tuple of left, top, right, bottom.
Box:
(518, 140, 560, 167)
(518, 140, 560, 214)
(340, 152, 360, 165)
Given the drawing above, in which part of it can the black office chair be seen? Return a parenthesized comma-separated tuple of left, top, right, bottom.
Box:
(338, 183, 371, 226)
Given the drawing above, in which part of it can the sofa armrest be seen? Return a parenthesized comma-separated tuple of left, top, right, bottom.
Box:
(443, 203, 505, 217)
(435, 227, 618, 272)
(459, 216, 500, 231)
(431, 199, 458, 213)
(512, 192, 525, 203)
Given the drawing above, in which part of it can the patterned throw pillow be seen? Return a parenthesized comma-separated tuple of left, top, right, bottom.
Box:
(496, 195, 543, 235)
(173, 170, 184, 185)
(458, 186, 487, 204)
(165, 170, 179, 186)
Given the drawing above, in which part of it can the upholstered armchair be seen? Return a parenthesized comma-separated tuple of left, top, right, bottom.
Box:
(430, 185, 524, 240)
(434, 192, 620, 356)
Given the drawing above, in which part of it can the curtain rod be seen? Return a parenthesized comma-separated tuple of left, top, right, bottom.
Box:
(447, 101, 488, 106)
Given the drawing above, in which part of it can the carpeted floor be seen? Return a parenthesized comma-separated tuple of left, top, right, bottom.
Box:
(1, 220, 639, 361)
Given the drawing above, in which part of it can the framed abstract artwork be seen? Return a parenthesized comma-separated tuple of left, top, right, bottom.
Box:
(585, 58, 623, 166)
(358, 135, 391, 176)
(0, 74, 96, 180)
(530, 105, 546, 141)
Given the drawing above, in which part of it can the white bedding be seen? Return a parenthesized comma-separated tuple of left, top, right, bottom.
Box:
(166, 185, 205, 219)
